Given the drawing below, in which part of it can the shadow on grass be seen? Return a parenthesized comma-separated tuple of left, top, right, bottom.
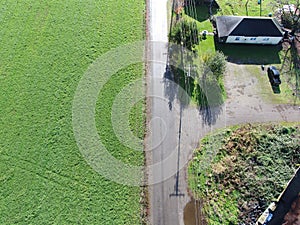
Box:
(271, 84, 281, 94)
(184, 3, 219, 22)
(215, 40, 283, 65)
(165, 41, 224, 125)
(164, 64, 223, 125)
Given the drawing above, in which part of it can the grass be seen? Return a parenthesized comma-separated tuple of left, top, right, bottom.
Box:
(188, 123, 300, 224)
(168, 8, 225, 107)
(197, 36, 215, 55)
(215, 42, 282, 64)
(184, 4, 215, 56)
(177, 2, 299, 105)
(245, 65, 298, 104)
(96, 64, 145, 166)
(216, 0, 298, 17)
(0, 0, 145, 224)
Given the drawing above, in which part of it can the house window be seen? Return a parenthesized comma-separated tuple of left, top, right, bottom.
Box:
(235, 37, 240, 41)
(250, 38, 256, 41)
(263, 38, 270, 41)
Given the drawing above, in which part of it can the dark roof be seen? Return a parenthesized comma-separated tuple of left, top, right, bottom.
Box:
(266, 168, 300, 225)
(216, 16, 284, 38)
(215, 16, 243, 37)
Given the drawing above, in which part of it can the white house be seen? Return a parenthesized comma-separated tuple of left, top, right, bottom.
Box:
(215, 16, 284, 45)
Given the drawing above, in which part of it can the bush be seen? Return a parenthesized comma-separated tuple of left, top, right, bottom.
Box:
(188, 124, 300, 225)
(202, 51, 227, 80)
(169, 19, 199, 51)
(281, 13, 300, 31)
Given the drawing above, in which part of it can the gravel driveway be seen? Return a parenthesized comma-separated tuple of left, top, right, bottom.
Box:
(225, 62, 299, 125)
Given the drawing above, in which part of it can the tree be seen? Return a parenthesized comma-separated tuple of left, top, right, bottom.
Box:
(169, 19, 199, 51)
(193, 0, 214, 5)
(245, 0, 250, 16)
(193, 0, 206, 5)
(202, 51, 227, 80)
(274, 0, 300, 34)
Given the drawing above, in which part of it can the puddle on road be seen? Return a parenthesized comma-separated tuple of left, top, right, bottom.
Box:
(183, 199, 207, 225)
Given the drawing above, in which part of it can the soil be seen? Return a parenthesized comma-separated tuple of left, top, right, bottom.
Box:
(283, 194, 300, 225)
(183, 199, 207, 225)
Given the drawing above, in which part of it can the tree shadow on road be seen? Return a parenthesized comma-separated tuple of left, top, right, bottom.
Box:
(164, 38, 225, 125)
(163, 65, 178, 111)
(163, 62, 224, 125)
(196, 77, 224, 126)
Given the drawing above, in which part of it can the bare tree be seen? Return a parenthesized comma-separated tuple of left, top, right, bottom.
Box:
(273, 1, 300, 101)
(274, 0, 300, 34)
(245, 0, 250, 16)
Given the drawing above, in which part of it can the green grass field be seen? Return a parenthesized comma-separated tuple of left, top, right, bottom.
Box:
(0, 1, 145, 224)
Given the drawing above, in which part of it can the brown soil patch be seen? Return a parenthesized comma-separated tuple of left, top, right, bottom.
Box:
(283, 194, 300, 225)
(184, 199, 207, 225)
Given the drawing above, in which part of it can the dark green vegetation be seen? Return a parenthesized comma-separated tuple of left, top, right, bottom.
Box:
(215, 43, 282, 64)
(167, 48, 227, 109)
(168, 8, 227, 108)
(0, 1, 145, 224)
(202, 51, 227, 80)
(188, 123, 300, 224)
(169, 19, 199, 51)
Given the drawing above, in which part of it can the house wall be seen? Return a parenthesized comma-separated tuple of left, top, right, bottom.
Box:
(226, 36, 283, 45)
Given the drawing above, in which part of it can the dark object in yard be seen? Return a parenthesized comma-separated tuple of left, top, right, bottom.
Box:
(202, 30, 208, 39)
(267, 66, 281, 86)
(284, 31, 289, 39)
(261, 65, 265, 71)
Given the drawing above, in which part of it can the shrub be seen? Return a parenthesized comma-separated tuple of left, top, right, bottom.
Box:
(202, 51, 227, 80)
(169, 19, 199, 51)
(281, 13, 300, 31)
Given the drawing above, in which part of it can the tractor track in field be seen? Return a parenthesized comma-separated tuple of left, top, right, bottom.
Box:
(1, 153, 91, 191)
